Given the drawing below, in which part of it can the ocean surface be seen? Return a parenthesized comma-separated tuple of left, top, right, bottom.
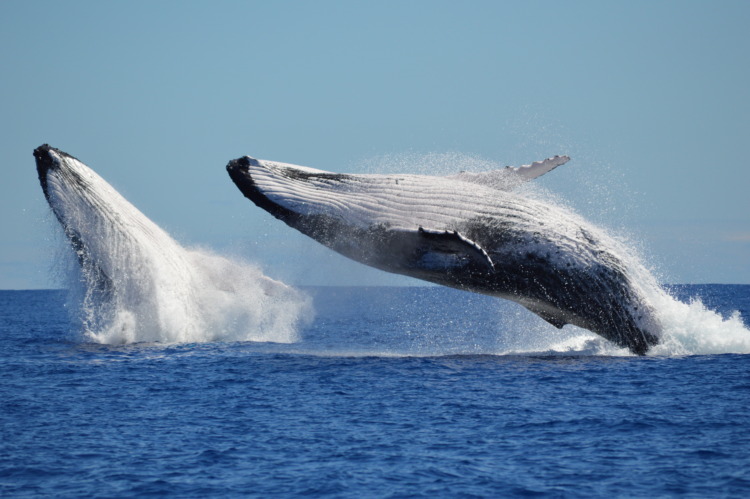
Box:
(2, 285, 750, 497)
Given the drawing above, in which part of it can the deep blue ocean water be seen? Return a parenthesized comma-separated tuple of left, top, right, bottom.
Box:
(2, 285, 750, 497)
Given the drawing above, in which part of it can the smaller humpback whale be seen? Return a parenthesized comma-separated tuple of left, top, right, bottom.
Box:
(34, 144, 198, 336)
(34, 144, 305, 343)
(227, 154, 662, 354)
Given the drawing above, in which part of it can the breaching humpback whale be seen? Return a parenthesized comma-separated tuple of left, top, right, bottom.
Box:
(34, 144, 306, 343)
(227, 154, 662, 354)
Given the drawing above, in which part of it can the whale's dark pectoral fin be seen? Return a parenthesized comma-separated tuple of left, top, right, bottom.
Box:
(413, 227, 495, 272)
(524, 302, 567, 329)
(379, 226, 494, 273)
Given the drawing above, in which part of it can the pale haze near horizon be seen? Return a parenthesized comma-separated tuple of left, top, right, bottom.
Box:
(1, 0, 748, 289)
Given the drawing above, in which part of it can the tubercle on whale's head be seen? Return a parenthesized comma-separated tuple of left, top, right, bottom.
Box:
(33, 144, 61, 201)
(33, 143, 57, 166)
(33, 144, 88, 201)
(226, 156, 298, 224)
(226, 155, 260, 172)
(226, 156, 263, 202)
(33, 144, 95, 219)
(226, 156, 264, 190)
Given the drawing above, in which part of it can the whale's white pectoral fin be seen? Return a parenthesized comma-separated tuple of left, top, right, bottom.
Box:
(453, 155, 570, 191)
(414, 227, 495, 272)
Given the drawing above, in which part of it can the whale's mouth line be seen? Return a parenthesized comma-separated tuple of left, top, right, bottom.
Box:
(226, 156, 302, 224)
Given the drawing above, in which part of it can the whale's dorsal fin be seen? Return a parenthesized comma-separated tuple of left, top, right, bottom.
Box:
(452, 155, 570, 191)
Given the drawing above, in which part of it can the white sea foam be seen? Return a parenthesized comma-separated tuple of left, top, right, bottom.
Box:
(488, 301, 750, 358)
(72, 248, 312, 345)
(647, 292, 750, 355)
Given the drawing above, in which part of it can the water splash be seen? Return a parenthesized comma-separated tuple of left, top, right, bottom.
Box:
(648, 293, 750, 355)
(66, 247, 312, 345)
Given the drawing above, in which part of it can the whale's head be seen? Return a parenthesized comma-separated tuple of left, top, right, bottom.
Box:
(226, 156, 359, 225)
(227, 155, 470, 277)
(226, 156, 385, 256)
(35, 145, 116, 277)
(34, 145, 182, 303)
(38, 145, 130, 271)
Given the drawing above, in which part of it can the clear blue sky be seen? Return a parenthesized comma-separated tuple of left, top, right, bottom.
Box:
(2, 0, 748, 288)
